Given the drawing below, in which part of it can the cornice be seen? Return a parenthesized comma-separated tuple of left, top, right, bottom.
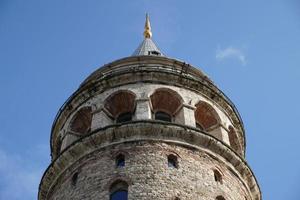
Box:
(40, 121, 260, 200)
(50, 56, 246, 158)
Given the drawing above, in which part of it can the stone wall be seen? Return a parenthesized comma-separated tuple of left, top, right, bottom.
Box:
(49, 142, 250, 200)
(39, 56, 261, 200)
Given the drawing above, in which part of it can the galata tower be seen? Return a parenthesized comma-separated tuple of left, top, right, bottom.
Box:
(38, 15, 261, 200)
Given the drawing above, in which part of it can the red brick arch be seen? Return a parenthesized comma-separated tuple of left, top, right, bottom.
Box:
(150, 88, 183, 115)
(228, 125, 242, 154)
(104, 90, 136, 119)
(69, 107, 92, 134)
(194, 101, 220, 130)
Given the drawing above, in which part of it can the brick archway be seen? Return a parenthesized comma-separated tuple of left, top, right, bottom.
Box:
(150, 88, 183, 116)
(69, 107, 92, 134)
(194, 101, 220, 130)
(104, 90, 136, 119)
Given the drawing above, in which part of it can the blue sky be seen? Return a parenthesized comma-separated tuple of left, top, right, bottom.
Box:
(0, 0, 300, 199)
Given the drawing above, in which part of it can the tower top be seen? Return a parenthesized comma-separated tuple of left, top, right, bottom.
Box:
(143, 13, 152, 38)
(132, 14, 163, 56)
(39, 14, 261, 200)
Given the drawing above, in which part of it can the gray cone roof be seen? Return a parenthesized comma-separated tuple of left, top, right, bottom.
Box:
(132, 38, 164, 56)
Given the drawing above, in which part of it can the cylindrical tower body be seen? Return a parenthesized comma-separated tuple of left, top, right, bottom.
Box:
(39, 17, 261, 200)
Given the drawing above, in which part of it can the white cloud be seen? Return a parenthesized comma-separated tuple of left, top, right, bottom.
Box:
(0, 145, 48, 200)
(216, 46, 246, 65)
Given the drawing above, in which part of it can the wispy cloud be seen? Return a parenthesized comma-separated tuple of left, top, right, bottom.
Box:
(216, 46, 246, 65)
(0, 145, 48, 200)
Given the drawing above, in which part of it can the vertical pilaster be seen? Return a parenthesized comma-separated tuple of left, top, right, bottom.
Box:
(175, 104, 196, 126)
(91, 109, 113, 131)
(135, 98, 151, 120)
(209, 125, 230, 145)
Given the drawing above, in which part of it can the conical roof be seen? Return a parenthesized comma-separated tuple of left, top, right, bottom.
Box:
(132, 38, 163, 56)
(132, 14, 164, 56)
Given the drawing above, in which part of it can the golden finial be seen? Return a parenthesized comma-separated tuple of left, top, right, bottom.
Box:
(143, 13, 152, 38)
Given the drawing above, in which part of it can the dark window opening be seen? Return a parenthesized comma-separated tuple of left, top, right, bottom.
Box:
(56, 137, 62, 156)
(116, 154, 125, 167)
(168, 154, 178, 168)
(71, 172, 78, 186)
(155, 111, 171, 122)
(110, 190, 128, 200)
(148, 50, 161, 56)
(116, 112, 132, 123)
(213, 169, 223, 184)
(110, 180, 128, 200)
(196, 122, 204, 130)
(216, 196, 226, 200)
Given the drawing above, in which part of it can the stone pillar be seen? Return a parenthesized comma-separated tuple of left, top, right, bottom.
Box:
(209, 125, 230, 145)
(61, 133, 78, 151)
(175, 104, 196, 127)
(135, 98, 151, 120)
(91, 109, 113, 131)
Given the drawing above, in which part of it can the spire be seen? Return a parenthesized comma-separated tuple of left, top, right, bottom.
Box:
(132, 14, 164, 56)
(143, 13, 152, 38)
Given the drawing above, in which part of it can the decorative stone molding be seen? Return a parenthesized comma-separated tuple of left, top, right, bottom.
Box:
(39, 121, 260, 200)
(50, 56, 246, 159)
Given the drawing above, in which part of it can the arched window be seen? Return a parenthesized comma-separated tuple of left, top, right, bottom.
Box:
(104, 90, 136, 123)
(116, 112, 132, 123)
(110, 180, 128, 200)
(194, 101, 220, 131)
(71, 172, 79, 186)
(116, 154, 125, 168)
(155, 111, 171, 122)
(167, 154, 178, 168)
(150, 88, 183, 122)
(69, 107, 92, 135)
(216, 195, 226, 200)
(228, 125, 242, 154)
(213, 169, 223, 184)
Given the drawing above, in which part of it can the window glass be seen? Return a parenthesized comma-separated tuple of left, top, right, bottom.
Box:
(116, 154, 125, 167)
(110, 190, 128, 200)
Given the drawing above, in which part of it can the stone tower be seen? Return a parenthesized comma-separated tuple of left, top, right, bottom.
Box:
(39, 15, 261, 200)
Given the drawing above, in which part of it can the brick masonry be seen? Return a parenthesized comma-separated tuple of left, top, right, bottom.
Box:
(39, 56, 261, 200)
(49, 142, 250, 200)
